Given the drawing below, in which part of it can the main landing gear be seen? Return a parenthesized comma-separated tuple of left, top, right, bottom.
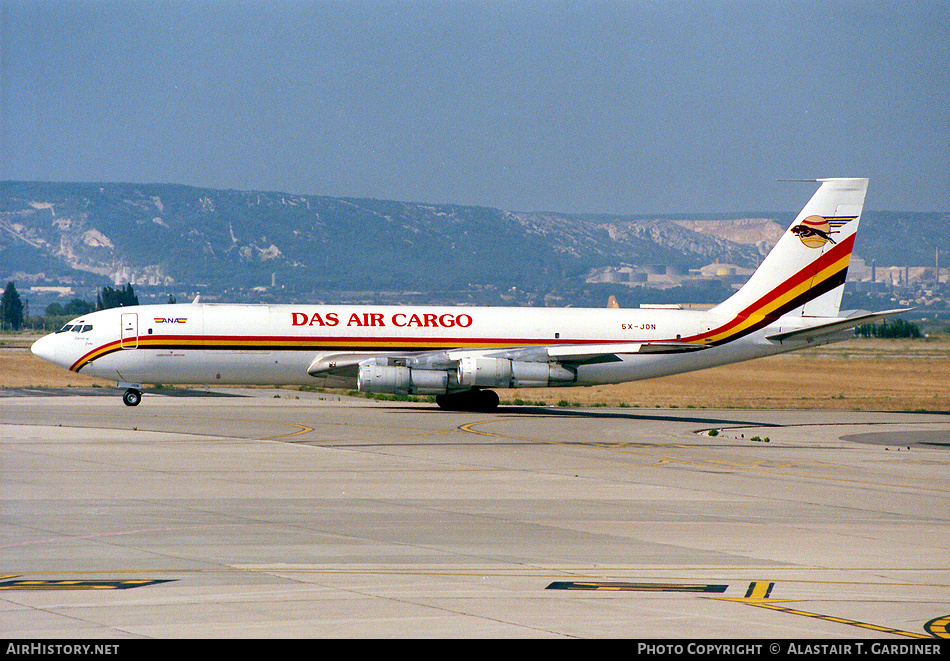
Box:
(435, 388, 499, 412)
(122, 388, 142, 407)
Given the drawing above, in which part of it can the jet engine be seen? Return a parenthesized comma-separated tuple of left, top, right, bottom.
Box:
(357, 359, 449, 395)
(457, 356, 575, 389)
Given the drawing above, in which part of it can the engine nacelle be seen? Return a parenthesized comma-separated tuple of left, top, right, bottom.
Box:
(357, 362, 449, 395)
(457, 356, 575, 388)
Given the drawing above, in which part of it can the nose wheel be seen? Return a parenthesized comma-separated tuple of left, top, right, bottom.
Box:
(122, 388, 142, 407)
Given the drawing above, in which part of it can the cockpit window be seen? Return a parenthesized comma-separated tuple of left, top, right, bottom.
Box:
(55, 322, 93, 333)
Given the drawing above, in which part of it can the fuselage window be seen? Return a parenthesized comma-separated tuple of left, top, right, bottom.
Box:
(81, 325, 93, 333)
(56, 325, 74, 333)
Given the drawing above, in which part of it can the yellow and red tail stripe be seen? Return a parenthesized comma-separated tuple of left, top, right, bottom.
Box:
(687, 233, 855, 346)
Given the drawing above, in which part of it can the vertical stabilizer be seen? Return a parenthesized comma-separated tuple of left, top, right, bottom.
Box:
(711, 178, 868, 322)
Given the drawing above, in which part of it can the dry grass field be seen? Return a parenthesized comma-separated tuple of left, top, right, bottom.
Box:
(517, 341, 950, 411)
(2, 334, 949, 411)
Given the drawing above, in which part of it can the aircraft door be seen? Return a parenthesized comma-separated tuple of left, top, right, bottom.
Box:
(120, 312, 139, 349)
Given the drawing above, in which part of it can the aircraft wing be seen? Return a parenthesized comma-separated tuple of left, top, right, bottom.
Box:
(307, 341, 709, 377)
(544, 342, 709, 364)
(766, 308, 914, 344)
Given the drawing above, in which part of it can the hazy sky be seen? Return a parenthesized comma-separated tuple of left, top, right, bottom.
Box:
(3, 0, 948, 214)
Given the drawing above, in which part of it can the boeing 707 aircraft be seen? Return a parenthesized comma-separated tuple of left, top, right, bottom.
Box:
(31, 178, 906, 411)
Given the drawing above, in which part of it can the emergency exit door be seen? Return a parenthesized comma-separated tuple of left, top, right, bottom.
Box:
(120, 313, 139, 349)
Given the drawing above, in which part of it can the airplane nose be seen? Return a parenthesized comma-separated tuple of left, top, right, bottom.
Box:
(31, 333, 58, 365)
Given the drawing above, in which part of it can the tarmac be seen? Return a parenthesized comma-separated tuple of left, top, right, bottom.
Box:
(1, 387, 949, 639)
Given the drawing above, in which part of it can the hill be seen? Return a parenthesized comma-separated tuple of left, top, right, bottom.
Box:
(1, 181, 947, 307)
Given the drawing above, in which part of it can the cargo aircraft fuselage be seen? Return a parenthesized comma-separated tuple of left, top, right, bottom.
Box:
(31, 179, 905, 410)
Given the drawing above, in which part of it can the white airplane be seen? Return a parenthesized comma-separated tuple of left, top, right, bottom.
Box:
(31, 178, 906, 411)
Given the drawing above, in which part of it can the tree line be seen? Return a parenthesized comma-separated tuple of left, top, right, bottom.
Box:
(854, 318, 923, 338)
(1, 282, 142, 331)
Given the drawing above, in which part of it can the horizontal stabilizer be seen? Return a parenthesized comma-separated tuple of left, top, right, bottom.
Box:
(766, 308, 913, 343)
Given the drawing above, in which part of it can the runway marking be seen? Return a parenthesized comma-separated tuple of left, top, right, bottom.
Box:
(161, 413, 450, 444)
(546, 581, 727, 593)
(458, 420, 513, 439)
(261, 423, 313, 440)
(459, 418, 950, 493)
(0, 410, 323, 444)
(7, 567, 950, 635)
(0, 576, 173, 590)
(458, 419, 688, 449)
(279, 424, 458, 445)
(544, 578, 943, 638)
(14, 566, 950, 581)
(165, 413, 458, 444)
(743, 580, 775, 599)
(0, 524, 223, 549)
(730, 600, 936, 639)
(714, 582, 936, 639)
(163, 414, 318, 441)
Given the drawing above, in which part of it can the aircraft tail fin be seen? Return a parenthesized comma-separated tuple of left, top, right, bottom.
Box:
(711, 178, 868, 323)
